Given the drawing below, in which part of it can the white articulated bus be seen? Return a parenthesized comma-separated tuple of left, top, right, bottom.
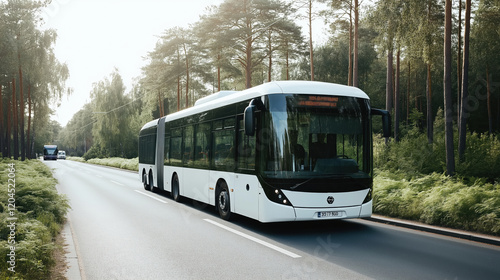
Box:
(139, 81, 390, 223)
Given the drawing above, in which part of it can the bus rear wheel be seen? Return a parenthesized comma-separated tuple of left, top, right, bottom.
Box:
(172, 174, 181, 202)
(216, 181, 231, 220)
(143, 172, 150, 191)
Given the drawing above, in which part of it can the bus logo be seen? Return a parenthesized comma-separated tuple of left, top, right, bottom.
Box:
(327, 196, 334, 204)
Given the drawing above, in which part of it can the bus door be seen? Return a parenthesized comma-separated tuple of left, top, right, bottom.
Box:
(234, 115, 259, 220)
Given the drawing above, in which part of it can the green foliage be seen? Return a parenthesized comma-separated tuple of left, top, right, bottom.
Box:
(87, 157, 139, 171)
(456, 133, 500, 179)
(375, 109, 500, 181)
(374, 170, 500, 236)
(83, 142, 108, 160)
(374, 117, 500, 235)
(0, 159, 69, 279)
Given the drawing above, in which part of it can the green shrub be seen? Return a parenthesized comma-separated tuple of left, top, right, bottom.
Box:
(87, 157, 138, 171)
(0, 159, 70, 279)
(374, 170, 500, 236)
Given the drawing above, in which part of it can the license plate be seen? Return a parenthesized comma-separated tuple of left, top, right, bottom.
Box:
(318, 211, 341, 218)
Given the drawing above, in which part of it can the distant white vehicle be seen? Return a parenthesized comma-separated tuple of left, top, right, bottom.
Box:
(57, 150, 66, 159)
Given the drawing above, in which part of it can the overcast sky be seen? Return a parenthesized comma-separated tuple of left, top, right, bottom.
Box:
(42, 0, 326, 126)
(42, 0, 224, 126)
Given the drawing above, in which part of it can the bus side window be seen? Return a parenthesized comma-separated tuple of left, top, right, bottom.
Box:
(170, 128, 182, 166)
(213, 128, 235, 171)
(184, 125, 194, 166)
(194, 123, 210, 168)
(238, 119, 255, 170)
(164, 136, 170, 165)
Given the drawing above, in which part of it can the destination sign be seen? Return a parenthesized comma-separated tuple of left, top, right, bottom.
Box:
(297, 96, 338, 108)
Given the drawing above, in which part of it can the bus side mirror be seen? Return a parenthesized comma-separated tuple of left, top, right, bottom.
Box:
(244, 105, 256, 136)
(371, 108, 391, 138)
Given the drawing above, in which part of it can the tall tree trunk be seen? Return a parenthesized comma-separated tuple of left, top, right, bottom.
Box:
(245, 31, 253, 89)
(426, 63, 433, 144)
(385, 49, 393, 144)
(458, 0, 471, 162)
(12, 78, 19, 160)
(19, 62, 25, 161)
(353, 0, 359, 87)
(183, 44, 189, 108)
(407, 60, 411, 124)
(27, 85, 32, 159)
(285, 41, 290, 80)
(6, 91, 11, 158)
(0, 86, 4, 157)
(395, 49, 401, 142)
(308, 0, 314, 81)
(177, 75, 180, 112)
(217, 53, 221, 92)
(348, 0, 353, 86)
(444, 0, 455, 176)
(386, 49, 394, 113)
(268, 30, 272, 82)
(457, 0, 462, 125)
(486, 66, 492, 134)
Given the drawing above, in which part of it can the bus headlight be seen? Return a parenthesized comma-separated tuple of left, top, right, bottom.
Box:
(271, 188, 291, 206)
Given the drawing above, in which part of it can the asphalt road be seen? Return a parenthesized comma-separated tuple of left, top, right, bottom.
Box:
(46, 160, 500, 280)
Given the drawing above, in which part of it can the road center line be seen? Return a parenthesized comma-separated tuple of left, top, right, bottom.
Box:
(203, 219, 301, 258)
(134, 190, 168, 204)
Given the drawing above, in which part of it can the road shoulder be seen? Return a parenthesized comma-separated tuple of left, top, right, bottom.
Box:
(367, 214, 500, 247)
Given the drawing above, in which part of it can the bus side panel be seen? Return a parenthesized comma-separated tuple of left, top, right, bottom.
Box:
(182, 168, 210, 204)
(163, 165, 171, 193)
(359, 200, 373, 218)
(233, 174, 260, 220)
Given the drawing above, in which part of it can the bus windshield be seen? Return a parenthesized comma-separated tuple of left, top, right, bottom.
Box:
(44, 146, 58, 156)
(262, 94, 371, 180)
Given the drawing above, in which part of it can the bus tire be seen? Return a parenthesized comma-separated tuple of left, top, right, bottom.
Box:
(172, 174, 182, 202)
(149, 172, 155, 192)
(216, 181, 231, 220)
(143, 172, 150, 191)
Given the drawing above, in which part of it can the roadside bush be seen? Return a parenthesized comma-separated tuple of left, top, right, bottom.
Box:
(83, 142, 108, 160)
(0, 159, 70, 279)
(87, 157, 138, 171)
(374, 170, 500, 236)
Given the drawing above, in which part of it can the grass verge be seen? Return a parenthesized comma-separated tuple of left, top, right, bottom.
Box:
(0, 159, 70, 279)
(67, 156, 138, 171)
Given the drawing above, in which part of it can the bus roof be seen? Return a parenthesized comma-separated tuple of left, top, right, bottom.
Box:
(140, 118, 159, 131)
(44, 144, 57, 148)
(141, 81, 370, 130)
(178, 81, 367, 119)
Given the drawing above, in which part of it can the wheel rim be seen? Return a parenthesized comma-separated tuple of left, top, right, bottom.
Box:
(218, 189, 229, 213)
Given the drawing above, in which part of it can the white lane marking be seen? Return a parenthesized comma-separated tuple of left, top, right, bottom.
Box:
(110, 180, 124, 186)
(203, 219, 301, 258)
(134, 190, 168, 204)
(95, 174, 103, 178)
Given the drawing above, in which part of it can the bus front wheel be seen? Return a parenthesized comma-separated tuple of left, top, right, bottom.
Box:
(216, 181, 231, 221)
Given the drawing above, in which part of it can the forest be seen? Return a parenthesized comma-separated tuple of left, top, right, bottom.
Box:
(2, 0, 500, 178)
(0, 0, 69, 161)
